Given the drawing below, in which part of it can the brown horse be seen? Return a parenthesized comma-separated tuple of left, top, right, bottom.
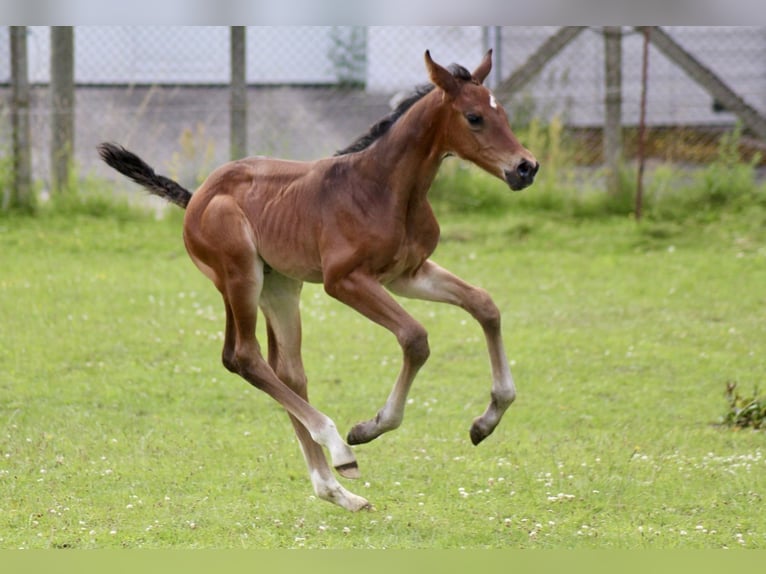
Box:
(99, 50, 538, 512)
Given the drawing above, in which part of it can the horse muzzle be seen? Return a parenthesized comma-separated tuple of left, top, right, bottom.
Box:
(504, 159, 539, 191)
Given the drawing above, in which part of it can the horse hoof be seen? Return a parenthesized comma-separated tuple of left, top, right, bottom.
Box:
(335, 461, 361, 479)
(469, 420, 494, 445)
(348, 498, 373, 512)
(316, 484, 371, 511)
(347, 421, 378, 445)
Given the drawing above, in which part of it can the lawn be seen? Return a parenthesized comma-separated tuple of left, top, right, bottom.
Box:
(1, 202, 765, 549)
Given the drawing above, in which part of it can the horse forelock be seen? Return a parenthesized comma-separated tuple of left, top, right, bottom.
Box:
(446, 63, 473, 83)
(335, 62, 475, 156)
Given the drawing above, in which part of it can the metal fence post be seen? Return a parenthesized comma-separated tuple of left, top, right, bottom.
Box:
(230, 26, 247, 160)
(635, 28, 651, 221)
(51, 26, 75, 195)
(7, 26, 33, 212)
(482, 26, 503, 89)
(603, 27, 623, 197)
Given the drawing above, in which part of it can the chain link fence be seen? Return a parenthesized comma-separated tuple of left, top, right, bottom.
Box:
(2, 26, 765, 198)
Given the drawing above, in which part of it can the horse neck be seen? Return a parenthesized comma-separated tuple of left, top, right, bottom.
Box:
(358, 91, 448, 204)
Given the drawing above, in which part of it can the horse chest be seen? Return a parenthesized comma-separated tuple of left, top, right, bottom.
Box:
(377, 215, 439, 281)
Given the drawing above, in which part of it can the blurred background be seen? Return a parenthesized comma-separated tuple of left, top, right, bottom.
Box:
(1, 26, 765, 205)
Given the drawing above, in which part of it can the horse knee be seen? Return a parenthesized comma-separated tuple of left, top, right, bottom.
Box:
(222, 350, 238, 374)
(399, 325, 430, 367)
(227, 345, 271, 386)
(222, 342, 259, 375)
(473, 289, 501, 332)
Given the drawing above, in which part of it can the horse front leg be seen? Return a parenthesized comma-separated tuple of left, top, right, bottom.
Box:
(323, 269, 430, 445)
(388, 260, 516, 445)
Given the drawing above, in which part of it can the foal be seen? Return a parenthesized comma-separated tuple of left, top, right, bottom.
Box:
(99, 50, 538, 511)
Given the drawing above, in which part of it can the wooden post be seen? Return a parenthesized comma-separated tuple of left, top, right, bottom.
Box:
(50, 26, 75, 194)
(7, 26, 33, 212)
(603, 27, 623, 197)
(230, 26, 247, 160)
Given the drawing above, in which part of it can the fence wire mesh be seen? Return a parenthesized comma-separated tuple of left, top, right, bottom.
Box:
(1, 26, 765, 194)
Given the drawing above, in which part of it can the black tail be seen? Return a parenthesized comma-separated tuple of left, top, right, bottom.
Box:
(97, 142, 192, 209)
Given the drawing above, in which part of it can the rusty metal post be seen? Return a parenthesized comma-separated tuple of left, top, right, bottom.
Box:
(603, 27, 623, 197)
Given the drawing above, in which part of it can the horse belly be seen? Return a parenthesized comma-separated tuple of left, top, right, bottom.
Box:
(254, 213, 324, 283)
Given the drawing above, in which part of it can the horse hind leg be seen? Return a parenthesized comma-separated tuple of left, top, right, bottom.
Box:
(190, 198, 359, 481)
(261, 274, 370, 511)
(223, 267, 360, 478)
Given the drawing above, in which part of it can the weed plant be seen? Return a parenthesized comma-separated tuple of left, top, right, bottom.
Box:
(167, 124, 218, 190)
(721, 383, 766, 430)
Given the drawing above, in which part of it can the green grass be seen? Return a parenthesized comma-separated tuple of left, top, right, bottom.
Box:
(1, 196, 765, 549)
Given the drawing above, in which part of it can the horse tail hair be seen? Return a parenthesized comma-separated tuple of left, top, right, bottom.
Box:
(97, 142, 192, 209)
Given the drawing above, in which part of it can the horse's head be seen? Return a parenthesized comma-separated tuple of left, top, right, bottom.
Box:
(425, 50, 539, 191)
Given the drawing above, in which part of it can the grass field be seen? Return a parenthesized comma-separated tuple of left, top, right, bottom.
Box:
(1, 197, 765, 549)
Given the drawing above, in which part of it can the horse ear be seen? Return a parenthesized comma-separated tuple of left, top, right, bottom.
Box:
(425, 50, 459, 99)
(472, 49, 493, 85)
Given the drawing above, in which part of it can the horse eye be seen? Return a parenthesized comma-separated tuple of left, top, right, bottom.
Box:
(465, 113, 483, 127)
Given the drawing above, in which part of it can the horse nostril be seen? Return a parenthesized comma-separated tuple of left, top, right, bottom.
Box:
(517, 160, 534, 180)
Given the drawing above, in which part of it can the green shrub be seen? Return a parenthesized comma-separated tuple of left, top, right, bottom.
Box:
(45, 171, 157, 223)
(695, 125, 762, 208)
(0, 150, 39, 216)
(430, 118, 766, 222)
(720, 382, 766, 430)
(643, 124, 765, 222)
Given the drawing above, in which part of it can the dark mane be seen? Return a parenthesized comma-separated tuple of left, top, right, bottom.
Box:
(335, 63, 474, 156)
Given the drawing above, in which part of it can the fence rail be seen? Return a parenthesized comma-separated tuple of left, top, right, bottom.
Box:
(2, 26, 765, 210)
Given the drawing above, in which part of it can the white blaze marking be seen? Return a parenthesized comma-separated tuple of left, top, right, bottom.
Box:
(489, 93, 498, 110)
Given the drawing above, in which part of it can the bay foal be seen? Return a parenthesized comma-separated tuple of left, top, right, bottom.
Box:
(99, 50, 538, 511)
